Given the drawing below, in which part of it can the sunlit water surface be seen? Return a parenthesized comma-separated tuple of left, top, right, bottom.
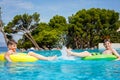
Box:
(0, 47, 120, 80)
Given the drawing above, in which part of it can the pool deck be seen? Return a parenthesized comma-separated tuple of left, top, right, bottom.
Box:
(98, 43, 120, 49)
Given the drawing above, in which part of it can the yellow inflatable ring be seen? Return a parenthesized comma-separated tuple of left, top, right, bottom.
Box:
(0, 53, 38, 62)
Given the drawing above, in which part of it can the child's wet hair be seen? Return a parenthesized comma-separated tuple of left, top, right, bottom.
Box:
(7, 40, 17, 46)
(104, 39, 111, 43)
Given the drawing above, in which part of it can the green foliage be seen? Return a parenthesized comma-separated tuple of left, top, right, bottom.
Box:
(67, 8, 120, 49)
(17, 38, 33, 49)
(49, 15, 68, 31)
(4, 22, 14, 33)
(4, 8, 120, 49)
(4, 12, 40, 34)
(32, 21, 65, 49)
(4, 12, 41, 49)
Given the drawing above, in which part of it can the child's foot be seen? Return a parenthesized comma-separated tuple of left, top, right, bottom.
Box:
(47, 55, 57, 60)
(66, 49, 72, 56)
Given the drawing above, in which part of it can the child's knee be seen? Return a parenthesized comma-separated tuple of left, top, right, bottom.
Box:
(84, 51, 91, 56)
(84, 51, 89, 54)
(28, 52, 34, 56)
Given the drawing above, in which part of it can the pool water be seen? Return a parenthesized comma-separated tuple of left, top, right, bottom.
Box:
(0, 49, 120, 80)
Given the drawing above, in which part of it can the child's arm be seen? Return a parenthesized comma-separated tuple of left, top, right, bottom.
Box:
(112, 49, 120, 60)
(4, 51, 12, 62)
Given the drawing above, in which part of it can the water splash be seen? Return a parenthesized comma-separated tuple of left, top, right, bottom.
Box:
(59, 46, 75, 60)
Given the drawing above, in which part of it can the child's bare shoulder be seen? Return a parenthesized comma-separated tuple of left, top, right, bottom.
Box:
(6, 50, 14, 55)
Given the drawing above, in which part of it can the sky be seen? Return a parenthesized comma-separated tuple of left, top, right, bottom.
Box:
(0, 0, 120, 46)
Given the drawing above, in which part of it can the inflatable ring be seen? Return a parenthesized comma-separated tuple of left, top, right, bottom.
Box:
(82, 54, 117, 60)
(0, 53, 38, 62)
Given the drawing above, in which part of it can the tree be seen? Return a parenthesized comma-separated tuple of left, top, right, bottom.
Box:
(67, 8, 120, 49)
(49, 15, 68, 31)
(32, 22, 61, 49)
(49, 15, 68, 47)
(0, 7, 8, 45)
(0, 20, 9, 45)
(20, 15, 68, 49)
(4, 12, 41, 49)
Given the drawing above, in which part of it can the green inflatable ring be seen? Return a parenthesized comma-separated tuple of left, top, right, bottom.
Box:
(82, 54, 117, 61)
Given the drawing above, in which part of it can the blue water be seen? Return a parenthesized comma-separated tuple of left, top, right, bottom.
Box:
(0, 47, 8, 53)
(0, 47, 120, 80)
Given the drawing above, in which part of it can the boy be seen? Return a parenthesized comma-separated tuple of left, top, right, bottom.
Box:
(5, 40, 57, 62)
(66, 40, 120, 60)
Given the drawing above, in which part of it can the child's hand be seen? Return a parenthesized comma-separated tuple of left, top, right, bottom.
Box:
(115, 57, 120, 61)
(117, 57, 120, 60)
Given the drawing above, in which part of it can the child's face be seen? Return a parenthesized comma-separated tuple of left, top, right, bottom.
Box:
(8, 44, 17, 50)
(103, 41, 111, 49)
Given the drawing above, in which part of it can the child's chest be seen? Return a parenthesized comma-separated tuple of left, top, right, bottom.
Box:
(103, 50, 113, 54)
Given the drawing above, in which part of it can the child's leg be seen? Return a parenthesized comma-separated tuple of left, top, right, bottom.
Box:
(28, 52, 57, 60)
(66, 49, 92, 57)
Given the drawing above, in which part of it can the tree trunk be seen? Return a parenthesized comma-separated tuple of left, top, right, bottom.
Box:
(21, 26, 41, 50)
(24, 33, 41, 50)
(1, 30, 8, 44)
(0, 23, 8, 46)
(27, 33, 41, 50)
